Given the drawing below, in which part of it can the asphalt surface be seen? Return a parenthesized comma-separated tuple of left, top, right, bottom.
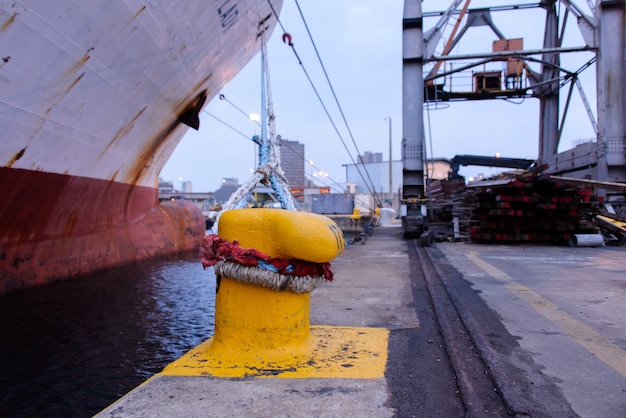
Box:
(98, 224, 626, 417)
(439, 239, 626, 418)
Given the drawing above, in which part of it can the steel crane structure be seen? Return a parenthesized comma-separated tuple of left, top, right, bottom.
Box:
(401, 0, 625, 238)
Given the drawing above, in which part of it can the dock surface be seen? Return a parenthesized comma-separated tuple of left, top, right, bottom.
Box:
(98, 226, 626, 417)
(439, 240, 626, 418)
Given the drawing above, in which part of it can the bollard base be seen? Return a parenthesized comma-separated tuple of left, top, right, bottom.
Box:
(161, 326, 388, 379)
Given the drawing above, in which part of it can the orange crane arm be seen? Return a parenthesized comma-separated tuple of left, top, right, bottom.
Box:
(426, 0, 471, 84)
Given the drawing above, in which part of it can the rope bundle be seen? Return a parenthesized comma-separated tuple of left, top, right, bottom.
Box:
(200, 234, 333, 294)
(220, 162, 295, 214)
(213, 260, 325, 293)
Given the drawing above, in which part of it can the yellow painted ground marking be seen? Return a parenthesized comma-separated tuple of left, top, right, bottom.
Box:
(466, 251, 626, 379)
(160, 325, 388, 379)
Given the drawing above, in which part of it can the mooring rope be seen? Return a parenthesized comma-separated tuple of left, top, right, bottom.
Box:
(200, 234, 333, 293)
(213, 261, 325, 293)
(220, 162, 290, 211)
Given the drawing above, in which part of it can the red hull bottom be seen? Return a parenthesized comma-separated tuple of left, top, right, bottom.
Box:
(0, 168, 205, 295)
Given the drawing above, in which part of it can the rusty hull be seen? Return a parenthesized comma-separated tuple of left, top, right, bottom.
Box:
(0, 167, 205, 295)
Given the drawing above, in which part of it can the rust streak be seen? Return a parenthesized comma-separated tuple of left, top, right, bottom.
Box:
(63, 211, 79, 238)
(65, 72, 85, 95)
(0, 12, 18, 32)
(68, 54, 91, 76)
(130, 119, 179, 185)
(43, 54, 91, 116)
(58, 53, 91, 92)
(193, 73, 213, 99)
(70, 53, 91, 74)
(6, 147, 26, 167)
(99, 107, 147, 159)
(134, 6, 146, 18)
(172, 77, 213, 117)
(116, 107, 146, 140)
(109, 168, 120, 182)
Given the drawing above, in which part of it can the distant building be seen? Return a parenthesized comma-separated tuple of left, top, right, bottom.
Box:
(279, 138, 305, 188)
(221, 178, 239, 187)
(158, 178, 174, 193)
(181, 181, 193, 193)
(358, 151, 383, 164)
(158, 178, 192, 193)
(344, 158, 451, 207)
(213, 178, 239, 203)
(344, 160, 402, 198)
(213, 185, 238, 204)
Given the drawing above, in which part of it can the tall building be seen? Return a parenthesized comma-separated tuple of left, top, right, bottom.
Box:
(279, 138, 305, 188)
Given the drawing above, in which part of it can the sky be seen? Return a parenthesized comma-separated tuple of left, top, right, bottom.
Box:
(159, 0, 598, 193)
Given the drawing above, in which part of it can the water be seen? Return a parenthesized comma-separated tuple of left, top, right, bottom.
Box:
(0, 251, 216, 418)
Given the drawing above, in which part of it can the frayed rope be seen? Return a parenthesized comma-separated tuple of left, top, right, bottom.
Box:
(200, 234, 333, 293)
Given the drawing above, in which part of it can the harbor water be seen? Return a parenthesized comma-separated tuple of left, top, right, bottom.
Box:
(0, 250, 216, 417)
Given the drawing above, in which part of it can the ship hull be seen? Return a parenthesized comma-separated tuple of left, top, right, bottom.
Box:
(0, 1, 282, 294)
(0, 167, 205, 293)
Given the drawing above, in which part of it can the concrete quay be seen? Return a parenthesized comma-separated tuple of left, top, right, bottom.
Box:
(438, 240, 626, 418)
(97, 225, 626, 417)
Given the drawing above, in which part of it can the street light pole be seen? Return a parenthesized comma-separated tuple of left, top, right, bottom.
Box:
(387, 117, 392, 208)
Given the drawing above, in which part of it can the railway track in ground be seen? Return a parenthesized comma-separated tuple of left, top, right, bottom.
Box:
(385, 226, 577, 417)
(411, 240, 513, 417)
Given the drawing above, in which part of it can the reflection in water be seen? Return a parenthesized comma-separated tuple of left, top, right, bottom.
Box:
(0, 251, 216, 417)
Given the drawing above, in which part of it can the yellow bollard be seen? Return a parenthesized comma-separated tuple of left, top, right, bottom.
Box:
(162, 208, 389, 379)
(211, 209, 343, 361)
(349, 208, 361, 220)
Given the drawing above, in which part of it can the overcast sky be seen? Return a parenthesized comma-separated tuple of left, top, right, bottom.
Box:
(160, 0, 597, 193)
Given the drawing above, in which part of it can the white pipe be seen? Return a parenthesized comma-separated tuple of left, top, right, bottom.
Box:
(568, 234, 605, 247)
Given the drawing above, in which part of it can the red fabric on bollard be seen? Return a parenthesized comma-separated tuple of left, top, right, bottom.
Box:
(200, 234, 334, 281)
